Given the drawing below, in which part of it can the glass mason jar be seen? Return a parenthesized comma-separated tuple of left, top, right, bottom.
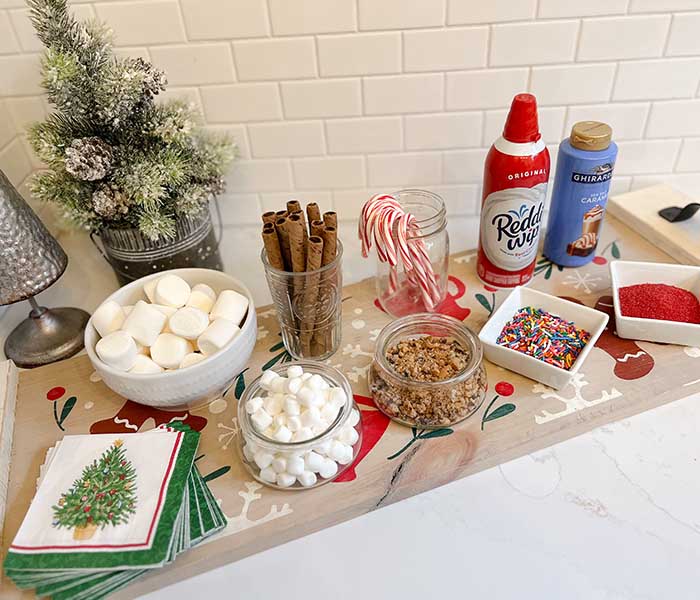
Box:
(369, 313, 487, 429)
(237, 361, 363, 490)
(375, 189, 449, 318)
(92, 205, 222, 286)
(261, 241, 343, 360)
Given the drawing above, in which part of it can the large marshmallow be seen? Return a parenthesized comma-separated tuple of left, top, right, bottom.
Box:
(143, 277, 159, 303)
(186, 284, 216, 314)
(122, 301, 167, 346)
(210, 289, 249, 326)
(179, 352, 206, 369)
(150, 333, 193, 369)
(92, 300, 125, 338)
(197, 318, 240, 356)
(129, 354, 164, 374)
(96, 331, 138, 371)
(154, 274, 191, 308)
(169, 306, 209, 339)
(298, 471, 317, 487)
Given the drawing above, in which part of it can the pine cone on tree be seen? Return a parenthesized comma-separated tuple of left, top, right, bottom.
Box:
(92, 184, 129, 219)
(65, 136, 113, 181)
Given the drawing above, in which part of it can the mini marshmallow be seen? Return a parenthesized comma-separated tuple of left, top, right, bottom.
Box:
(276, 473, 296, 488)
(286, 377, 303, 395)
(273, 414, 287, 429)
(328, 387, 347, 408)
(337, 445, 354, 465)
(283, 397, 300, 416)
(287, 365, 303, 379)
(197, 318, 240, 356)
(143, 277, 159, 302)
(245, 397, 264, 414)
(122, 301, 167, 346)
(129, 354, 164, 374)
(287, 416, 302, 432)
(304, 451, 325, 473)
(315, 439, 332, 456)
(96, 331, 138, 371)
(254, 451, 274, 470)
(328, 440, 347, 462)
(338, 426, 359, 446)
(301, 407, 323, 430)
(301, 372, 313, 381)
(270, 376, 287, 393)
(286, 456, 305, 476)
(273, 426, 293, 443)
(293, 427, 313, 442)
(251, 409, 273, 432)
(259, 466, 277, 483)
(169, 306, 209, 340)
(260, 370, 279, 390)
(271, 457, 287, 473)
(150, 333, 193, 369)
(321, 403, 339, 423)
(263, 395, 283, 416)
(186, 283, 216, 313)
(298, 471, 317, 487)
(348, 408, 360, 428)
(92, 300, 125, 338)
(306, 374, 325, 390)
(319, 458, 339, 479)
(179, 352, 206, 369)
(210, 289, 249, 325)
(242, 443, 255, 462)
(154, 274, 191, 308)
(296, 387, 315, 407)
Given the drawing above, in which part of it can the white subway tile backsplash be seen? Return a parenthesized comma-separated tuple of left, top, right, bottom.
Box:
(260, 191, 333, 211)
(484, 106, 566, 144)
(358, 0, 445, 31)
(9, 4, 94, 53)
(538, 0, 627, 18)
(1, 11, 20, 54)
(0, 101, 15, 149)
(491, 21, 578, 67)
(318, 33, 401, 77)
(326, 117, 402, 154)
(150, 45, 234, 86)
(578, 16, 670, 61)
(405, 112, 482, 150)
(94, 1, 185, 46)
(447, 68, 528, 110)
(565, 103, 649, 140)
(0, 54, 42, 96)
(629, 0, 700, 11)
(226, 159, 292, 192)
(293, 156, 365, 189)
(201, 84, 282, 123)
(448, 0, 536, 25)
(367, 152, 442, 186)
(158, 87, 203, 111)
(667, 14, 700, 57)
(676, 138, 700, 172)
(205, 125, 251, 159)
(364, 73, 444, 115)
(216, 193, 262, 226)
(432, 185, 480, 215)
(530, 64, 616, 106)
(0, 137, 31, 186)
(180, 0, 268, 40)
(234, 38, 316, 82)
(646, 100, 700, 138)
(248, 121, 325, 158)
(443, 149, 488, 183)
(404, 27, 488, 72)
(268, 0, 355, 35)
(281, 79, 362, 119)
(614, 140, 681, 175)
(614, 58, 700, 101)
(4, 96, 45, 131)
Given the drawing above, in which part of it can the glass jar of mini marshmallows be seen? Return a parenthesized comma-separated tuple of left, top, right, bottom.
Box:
(237, 362, 363, 490)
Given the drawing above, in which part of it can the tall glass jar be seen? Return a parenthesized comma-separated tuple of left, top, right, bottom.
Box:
(369, 314, 487, 428)
(374, 189, 449, 318)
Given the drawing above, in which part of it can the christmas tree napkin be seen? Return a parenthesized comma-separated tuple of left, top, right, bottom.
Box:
(4, 423, 225, 599)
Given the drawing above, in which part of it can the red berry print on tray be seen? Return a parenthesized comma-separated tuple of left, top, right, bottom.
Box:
(47, 387, 76, 431)
(481, 381, 517, 430)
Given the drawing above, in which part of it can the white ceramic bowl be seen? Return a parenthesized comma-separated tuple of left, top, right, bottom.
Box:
(478, 286, 608, 390)
(85, 268, 257, 408)
(610, 260, 700, 346)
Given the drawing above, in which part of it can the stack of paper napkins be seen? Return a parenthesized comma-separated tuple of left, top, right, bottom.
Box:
(3, 423, 225, 599)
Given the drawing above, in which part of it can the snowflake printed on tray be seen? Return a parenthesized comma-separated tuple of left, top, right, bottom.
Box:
(562, 270, 602, 294)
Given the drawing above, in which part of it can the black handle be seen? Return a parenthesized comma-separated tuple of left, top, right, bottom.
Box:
(658, 202, 700, 223)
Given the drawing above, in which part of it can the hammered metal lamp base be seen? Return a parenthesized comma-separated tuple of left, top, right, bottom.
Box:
(4, 301, 90, 368)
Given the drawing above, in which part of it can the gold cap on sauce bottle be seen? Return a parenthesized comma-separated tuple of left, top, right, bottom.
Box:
(570, 121, 612, 151)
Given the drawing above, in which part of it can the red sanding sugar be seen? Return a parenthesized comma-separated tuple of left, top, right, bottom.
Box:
(619, 283, 700, 324)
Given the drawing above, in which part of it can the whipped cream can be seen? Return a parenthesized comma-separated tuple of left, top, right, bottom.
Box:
(477, 93, 550, 288)
(543, 121, 618, 267)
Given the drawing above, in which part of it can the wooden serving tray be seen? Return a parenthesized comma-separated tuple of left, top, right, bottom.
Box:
(2, 213, 699, 599)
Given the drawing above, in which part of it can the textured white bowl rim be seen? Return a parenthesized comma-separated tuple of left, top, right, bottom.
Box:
(85, 268, 255, 379)
(478, 286, 608, 377)
(610, 260, 700, 329)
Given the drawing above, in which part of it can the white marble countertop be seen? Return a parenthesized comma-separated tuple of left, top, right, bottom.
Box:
(3, 229, 699, 600)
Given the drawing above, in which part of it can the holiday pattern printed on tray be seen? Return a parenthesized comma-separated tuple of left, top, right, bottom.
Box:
(5, 215, 700, 597)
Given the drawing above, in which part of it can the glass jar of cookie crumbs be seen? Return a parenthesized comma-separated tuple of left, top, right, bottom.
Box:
(369, 314, 487, 428)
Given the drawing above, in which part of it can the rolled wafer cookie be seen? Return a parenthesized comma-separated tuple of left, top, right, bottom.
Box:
(300, 236, 324, 355)
(321, 225, 338, 267)
(310, 219, 325, 238)
(262, 226, 285, 270)
(323, 211, 337, 229)
(287, 200, 302, 214)
(275, 217, 292, 271)
(306, 203, 321, 225)
(287, 213, 307, 273)
(262, 211, 277, 225)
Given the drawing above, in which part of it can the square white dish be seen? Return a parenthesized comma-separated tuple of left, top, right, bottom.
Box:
(478, 286, 608, 390)
(610, 260, 700, 346)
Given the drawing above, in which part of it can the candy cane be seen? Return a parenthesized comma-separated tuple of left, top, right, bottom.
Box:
(359, 194, 442, 310)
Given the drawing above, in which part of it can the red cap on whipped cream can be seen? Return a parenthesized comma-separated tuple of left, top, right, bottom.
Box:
(476, 93, 550, 288)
